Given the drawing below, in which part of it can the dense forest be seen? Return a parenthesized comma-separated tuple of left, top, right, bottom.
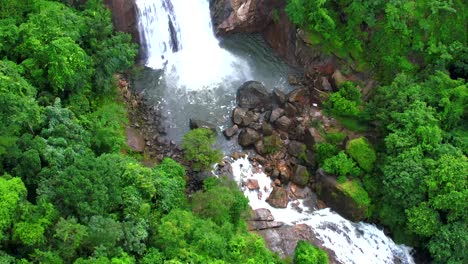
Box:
(0, 0, 466, 263)
(0, 0, 289, 263)
(286, 0, 467, 263)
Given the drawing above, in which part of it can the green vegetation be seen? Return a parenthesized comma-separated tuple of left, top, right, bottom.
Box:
(322, 151, 362, 178)
(0, 1, 284, 263)
(339, 180, 371, 210)
(293, 241, 329, 264)
(286, 0, 467, 82)
(181, 128, 223, 171)
(346, 137, 376, 172)
(287, 1, 467, 262)
(263, 134, 283, 154)
(324, 81, 363, 118)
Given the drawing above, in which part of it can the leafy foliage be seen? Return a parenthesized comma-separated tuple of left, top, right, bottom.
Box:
(322, 151, 362, 178)
(181, 128, 222, 171)
(293, 240, 329, 264)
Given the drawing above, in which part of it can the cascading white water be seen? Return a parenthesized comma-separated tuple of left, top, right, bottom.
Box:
(231, 157, 415, 264)
(136, 0, 251, 90)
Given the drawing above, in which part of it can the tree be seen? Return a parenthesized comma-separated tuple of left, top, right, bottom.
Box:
(293, 240, 329, 264)
(181, 128, 222, 171)
(322, 151, 362, 178)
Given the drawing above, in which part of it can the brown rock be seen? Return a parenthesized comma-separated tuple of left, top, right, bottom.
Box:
(246, 179, 260, 190)
(248, 221, 284, 231)
(223, 124, 239, 138)
(238, 128, 261, 147)
(321, 76, 333, 91)
(269, 108, 284, 123)
(125, 127, 145, 152)
(232, 107, 248, 125)
(332, 69, 346, 89)
(274, 116, 292, 131)
(273, 88, 286, 105)
(316, 199, 327, 209)
(266, 187, 289, 208)
(103, 0, 139, 42)
(292, 165, 309, 187)
(250, 208, 274, 221)
(262, 122, 273, 136)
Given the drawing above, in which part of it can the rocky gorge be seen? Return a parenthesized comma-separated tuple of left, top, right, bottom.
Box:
(105, 1, 414, 263)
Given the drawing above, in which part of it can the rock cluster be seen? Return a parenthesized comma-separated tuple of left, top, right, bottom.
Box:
(118, 74, 183, 164)
(224, 79, 330, 208)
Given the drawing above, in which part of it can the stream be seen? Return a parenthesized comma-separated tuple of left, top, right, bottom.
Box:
(134, 0, 416, 263)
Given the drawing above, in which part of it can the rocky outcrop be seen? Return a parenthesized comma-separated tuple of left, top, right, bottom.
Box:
(315, 169, 369, 221)
(211, 0, 283, 35)
(125, 127, 145, 152)
(266, 187, 289, 208)
(248, 208, 283, 230)
(236, 81, 271, 110)
(239, 128, 261, 147)
(258, 224, 338, 263)
(103, 0, 140, 43)
(189, 119, 217, 133)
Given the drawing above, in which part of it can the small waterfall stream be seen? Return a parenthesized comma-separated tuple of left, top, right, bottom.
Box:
(135, 0, 416, 263)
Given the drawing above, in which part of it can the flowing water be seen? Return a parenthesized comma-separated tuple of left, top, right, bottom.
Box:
(135, 0, 296, 152)
(134, 0, 415, 263)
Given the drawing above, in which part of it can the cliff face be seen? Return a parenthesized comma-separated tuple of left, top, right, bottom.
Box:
(210, 0, 337, 75)
(103, 0, 140, 43)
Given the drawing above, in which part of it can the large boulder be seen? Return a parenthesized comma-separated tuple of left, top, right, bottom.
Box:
(249, 221, 284, 231)
(269, 108, 284, 123)
(266, 187, 288, 208)
(292, 165, 309, 187)
(232, 107, 248, 125)
(315, 169, 370, 221)
(249, 208, 274, 221)
(189, 119, 217, 133)
(274, 116, 292, 131)
(236, 81, 271, 109)
(238, 128, 261, 147)
(223, 124, 239, 138)
(287, 141, 306, 158)
(214, 0, 283, 35)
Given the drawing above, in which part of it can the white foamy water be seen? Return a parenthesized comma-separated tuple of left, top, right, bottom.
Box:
(136, 0, 251, 90)
(231, 157, 415, 264)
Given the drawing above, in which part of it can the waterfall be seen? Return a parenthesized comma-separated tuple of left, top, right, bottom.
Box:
(231, 157, 415, 264)
(136, 0, 251, 90)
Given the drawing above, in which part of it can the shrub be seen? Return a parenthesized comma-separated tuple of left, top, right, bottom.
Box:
(181, 128, 222, 172)
(293, 240, 329, 264)
(346, 137, 376, 172)
(322, 151, 361, 178)
(325, 131, 346, 145)
(314, 143, 339, 166)
(324, 81, 363, 118)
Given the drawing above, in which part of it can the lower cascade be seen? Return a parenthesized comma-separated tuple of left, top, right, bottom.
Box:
(231, 157, 415, 264)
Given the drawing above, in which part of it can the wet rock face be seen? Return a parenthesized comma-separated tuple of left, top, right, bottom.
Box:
(189, 119, 217, 133)
(316, 169, 368, 221)
(126, 127, 145, 152)
(103, 0, 140, 43)
(212, 0, 283, 35)
(238, 128, 261, 147)
(236, 81, 272, 110)
(266, 187, 289, 208)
